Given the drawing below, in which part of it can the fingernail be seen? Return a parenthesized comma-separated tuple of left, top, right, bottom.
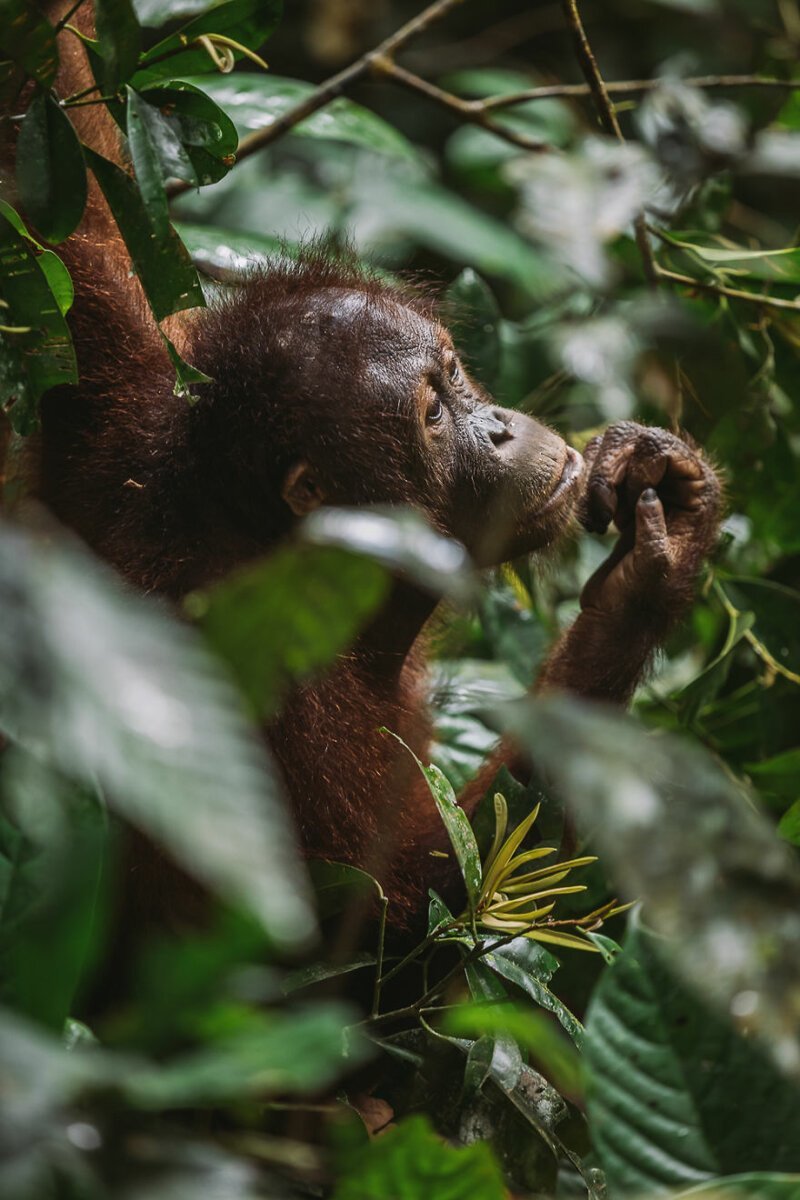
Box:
(642, 488, 657, 503)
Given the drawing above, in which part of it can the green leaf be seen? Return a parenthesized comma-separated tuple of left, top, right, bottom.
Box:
(125, 1005, 366, 1106)
(0, 0, 58, 87)
(187, 544, 389, 718)
(660, 230, 800, 285)
(84, 146, 205, 321)
(94, 0, 141, 91)
(445, 269, 502, 390)
(0, 522, 316, 951)
(501, 695, 800, 1073)
(0, 201, 77, 434)
(777, 799, 800, 846)
(0, 759, 106, 1030)
(676, 596, 755, 725)
(746, 748, 800, 798)
(127, 87, 197, 234)
(282, 952, 376, 994)
(185, 72, 419, 160)
(585, 922, 800, 1196)
(332, 1113, 506, 1200)
(482, 939, 585, 1047)
(464, 959, 523, 1092)
(132, 0, 282, 88)
(139, 81, 238, 186)
(675, 1176, 800, 1199)
(160, 329, 212, 402)
(16, 90, 87, 244)
(387, 731, 482, 907)
(445, 1002, 583, 1096)
(308, 861, 385, 920)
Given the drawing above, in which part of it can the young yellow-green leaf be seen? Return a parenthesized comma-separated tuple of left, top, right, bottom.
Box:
(0, 202, 77, 434)
(84, 146, 204, 321)
(94, 0, 141, 91)
(16, 90, 87, 244)
(132, 0, 282, 88)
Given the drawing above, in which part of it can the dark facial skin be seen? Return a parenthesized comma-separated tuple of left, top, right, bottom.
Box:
(280, 291, 583, 566)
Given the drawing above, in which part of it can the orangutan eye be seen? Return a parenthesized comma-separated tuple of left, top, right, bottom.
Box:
(426, 396, 444, 425)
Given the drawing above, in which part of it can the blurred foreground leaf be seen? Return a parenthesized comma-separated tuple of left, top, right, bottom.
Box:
(585, 920, 800, 1195)
(332, 1113, 505, 1200)
(502, 695, 800, 1075)
(0, 521, 315, 950)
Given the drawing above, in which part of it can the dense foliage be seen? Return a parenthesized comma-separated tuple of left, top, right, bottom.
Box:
(3, 0, 800, 1196)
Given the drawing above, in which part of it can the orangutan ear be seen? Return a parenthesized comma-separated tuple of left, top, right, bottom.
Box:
(281, 460, 326, 517)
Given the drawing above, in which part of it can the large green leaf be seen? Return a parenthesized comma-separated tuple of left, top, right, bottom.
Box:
(84, 146, 205, 321)
(184, 73, 419, 160)
(16, 90, 87, 244)
(585, 922, 800, 1196)
(188, 543, 390, 718)
(0, 522, 316, 950)
(501, 695, 800, 1073)
(139, 81, 239, 186)
(126, 86, 194, 233)
(333, 1113, 506, 1200)
(0, 201, 77, 434)
(132, 0, 282, 88)
(94, 0, 141, 91)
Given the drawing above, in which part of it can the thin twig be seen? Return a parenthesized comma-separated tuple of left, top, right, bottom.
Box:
(373, 59, 549, 152)
(166, 0, 468, 200)
(480, 74, 800, 111)
(54, 0, 87, 32)
(559, 0, 658, 286)
(656, 266, 800, 313)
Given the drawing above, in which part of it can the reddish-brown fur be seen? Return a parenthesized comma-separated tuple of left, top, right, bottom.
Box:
(5, 7, 722, 934)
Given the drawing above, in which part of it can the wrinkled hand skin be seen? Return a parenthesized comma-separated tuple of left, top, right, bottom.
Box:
(539, 422, 722, 703)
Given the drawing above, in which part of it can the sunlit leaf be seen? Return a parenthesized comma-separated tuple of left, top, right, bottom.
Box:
(183, 72, 419, 159)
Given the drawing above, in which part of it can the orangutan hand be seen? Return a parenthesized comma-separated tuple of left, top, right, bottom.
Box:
(577, 422, 722, 623)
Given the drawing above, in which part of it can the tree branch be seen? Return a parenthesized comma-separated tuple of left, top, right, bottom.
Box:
(166, 0, 469, 200)
(480, 74, 800, 111)
(372, 59, 550, 152)
(559, 0, 658, 286)
(656, 266, 800, 313)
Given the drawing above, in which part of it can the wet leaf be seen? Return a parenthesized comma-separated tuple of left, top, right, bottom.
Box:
(16, 90, 87, 243)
